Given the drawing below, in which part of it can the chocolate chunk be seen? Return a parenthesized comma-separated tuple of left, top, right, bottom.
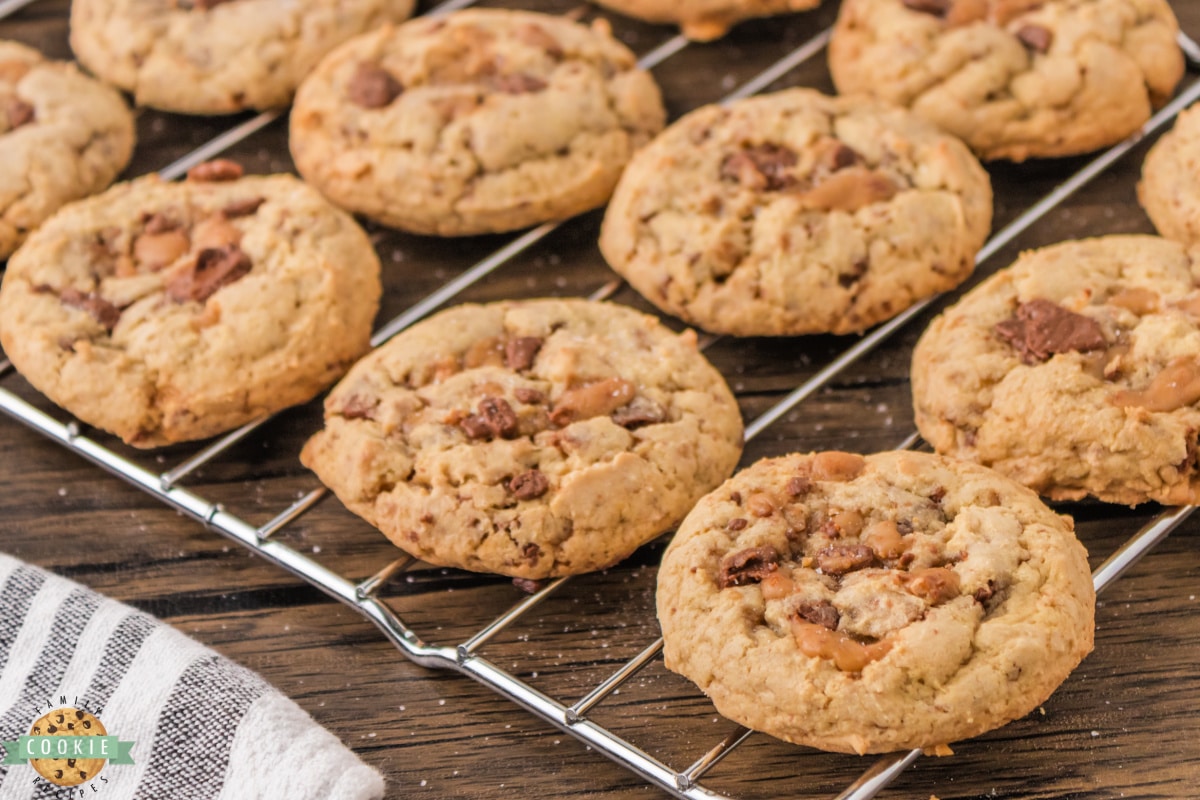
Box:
(974, 579, 997, 604)
(140, 212, 180, 234)
(338, 394, 377, 420)
(510, 469, 549, 500)
(514, 387, 546, 405)
(795, 600, 840, 631)
(994, 299, 1106, 364)
(825, 142, 864, 171)
(492, 73, 549, 94)
(815, 544, 876, 575)
(348, 62, 403, 109)
(718, 545, 780, 588)
(221, 197, 265, 218)
(1016, 24, 1053, 53)
(521, 542, 541, 564)
(720, 144, 798, 191)
(6, 98, 34, 129)
(726, 517, 748, 531)
(460, 415, 493, 440)
(186, 159, 244, 182)
(928, 486, 947, 506)
(60, 288, 121, 332)
(902, 0, 950, 14)
(480, 397, 519, 438)
(166, 244, 252, 304)
(611, 396, 666, 429)
(786, 476, 813, 497)
(505, 336, 543, 371)
(513, 577, 545, 593)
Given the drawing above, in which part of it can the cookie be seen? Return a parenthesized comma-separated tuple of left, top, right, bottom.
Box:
(28, 708, 108, 787)
(598, 89, 992, 337)
(301, 299, 744, 579)
(1140, 105, 1200, 248)
(0, 41, 135, 260)
(912, 235, 1200, 505)
(69, 0, 415, 115)
(0, 163, 381, 448)
(592, 0, 820, 41)
(829, 0, 1184, 161)
(289, 10, 666, 237)
(657, 450, 1094, 754)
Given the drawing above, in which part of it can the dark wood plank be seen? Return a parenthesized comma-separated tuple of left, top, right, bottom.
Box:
(3, 2, 1200, 799)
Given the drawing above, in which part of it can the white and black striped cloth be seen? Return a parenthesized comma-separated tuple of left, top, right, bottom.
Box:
(0, 553, 385, 800)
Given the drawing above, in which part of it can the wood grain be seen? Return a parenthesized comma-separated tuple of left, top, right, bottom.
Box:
(3, 1, 1200, 798)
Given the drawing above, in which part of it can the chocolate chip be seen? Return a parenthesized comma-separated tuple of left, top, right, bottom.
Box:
(480, 397, 519, 439)
(729, 491, 742, 504)
(1016, 24, 1053, 53)
(825, 142, 864, 171)
(994, 299, 1106, 364)
(902, 0, 950, 14)
(514, 387, 546, 405)
(460, 415, 493, 440)
(79, 771, 87, 780)
(221, 197, 265, 218)
(186, 159, 244, 182)
(75, 710, 85, 719)
(786, 476, 813, 497)
(67, 758, 76, 767)
(929, 486, 947, 506)
(492, 73, 548, 94)
(726, 517, 748, 531)
(348, 62, 403, 109)
(166, 244, 252, 304)
(611, 396, 666, 429)
(47, 725, 57, 733)
(718, 545, 780, 588)
(510, 469, 549, 500)
(720, 144, 798, 191)
(521, 542, 541, 564)
(82, 720, 91, 729)
(505, 336, 543, 371)
(815, 544, 876, 575)
(513, 577, 545, 593)
(6, 97, 34, 129)
(60, 288, 121, 332)
(794, 600, 840, 631)
(974, 579, 997, 604)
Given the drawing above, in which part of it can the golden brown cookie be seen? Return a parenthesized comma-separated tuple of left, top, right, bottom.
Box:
(592, 0, 821, 41)
(658, 450, 1094, 754)
(1140, 105, 1200, 248)
(28, 708, 107, 787)
(302, 299, 744, 578)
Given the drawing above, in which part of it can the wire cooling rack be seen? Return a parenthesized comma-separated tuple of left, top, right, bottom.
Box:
(2, 1, 1200, 798)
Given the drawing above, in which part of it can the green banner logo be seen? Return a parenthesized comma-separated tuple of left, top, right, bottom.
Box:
(2, 735, 135, 765)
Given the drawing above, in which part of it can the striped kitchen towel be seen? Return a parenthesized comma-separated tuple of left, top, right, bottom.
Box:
(0, 553, 385, 800)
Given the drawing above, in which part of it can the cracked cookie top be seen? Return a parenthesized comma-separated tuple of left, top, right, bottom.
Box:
(69, 0, 415, 114)
(591, 0, 821, 41)
(657, 450, 1094, 754)
(0, 40, 134, 260)
(0, 165, 381, 447)
(829, 0, 1184, 161)
(300, 299, 744, 579)
(289, 9, 666, 237)
(913, 235, 1200, 505)
(1140, 105, 1200, 249)
(598, 88, 992, 336)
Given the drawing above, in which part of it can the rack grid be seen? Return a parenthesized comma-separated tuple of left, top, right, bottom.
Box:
(2, 2, 1200, 798)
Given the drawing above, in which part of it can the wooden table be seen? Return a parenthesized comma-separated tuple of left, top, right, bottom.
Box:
(4, 2, 1200, 798)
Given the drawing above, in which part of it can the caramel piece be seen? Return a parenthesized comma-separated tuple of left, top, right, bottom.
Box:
(133, 229, 190, 270)
(994, 299, 1106, 364)
(718, 546, 780, 588)
(1174, 293, 1200, 317)
(0, 59, 31, 83)
(1111, 357, 1200, 412)
(746, 493, 776, 518)
(903, 567, 961, 605)
(221, 197, 265, 218)
(864, 520, 905, 559)
(791, 619, 891, 672)
(759, 571, 795, 600)
(463, 336, 505, 369)
(1107, 287, 1159, 315)
(191, 215, 243, 251)
(815, 544, 876, 575)
(550, 377, 635, 426)
(1016, 24, 1053, 53)
(348, 62, 403, 109)
(794, 167, 898, 213)
(509, 469, 549, 500)
(187, 159, 243, 182)
(720, 144, 798, 192)
(505, 336, 543, 371)
(830, 509, 863, 538)
(810, 451, 865, 482)
(491, 73, 548, 94)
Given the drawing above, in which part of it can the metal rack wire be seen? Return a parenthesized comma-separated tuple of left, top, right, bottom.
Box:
(3, 2, 1200, 798)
